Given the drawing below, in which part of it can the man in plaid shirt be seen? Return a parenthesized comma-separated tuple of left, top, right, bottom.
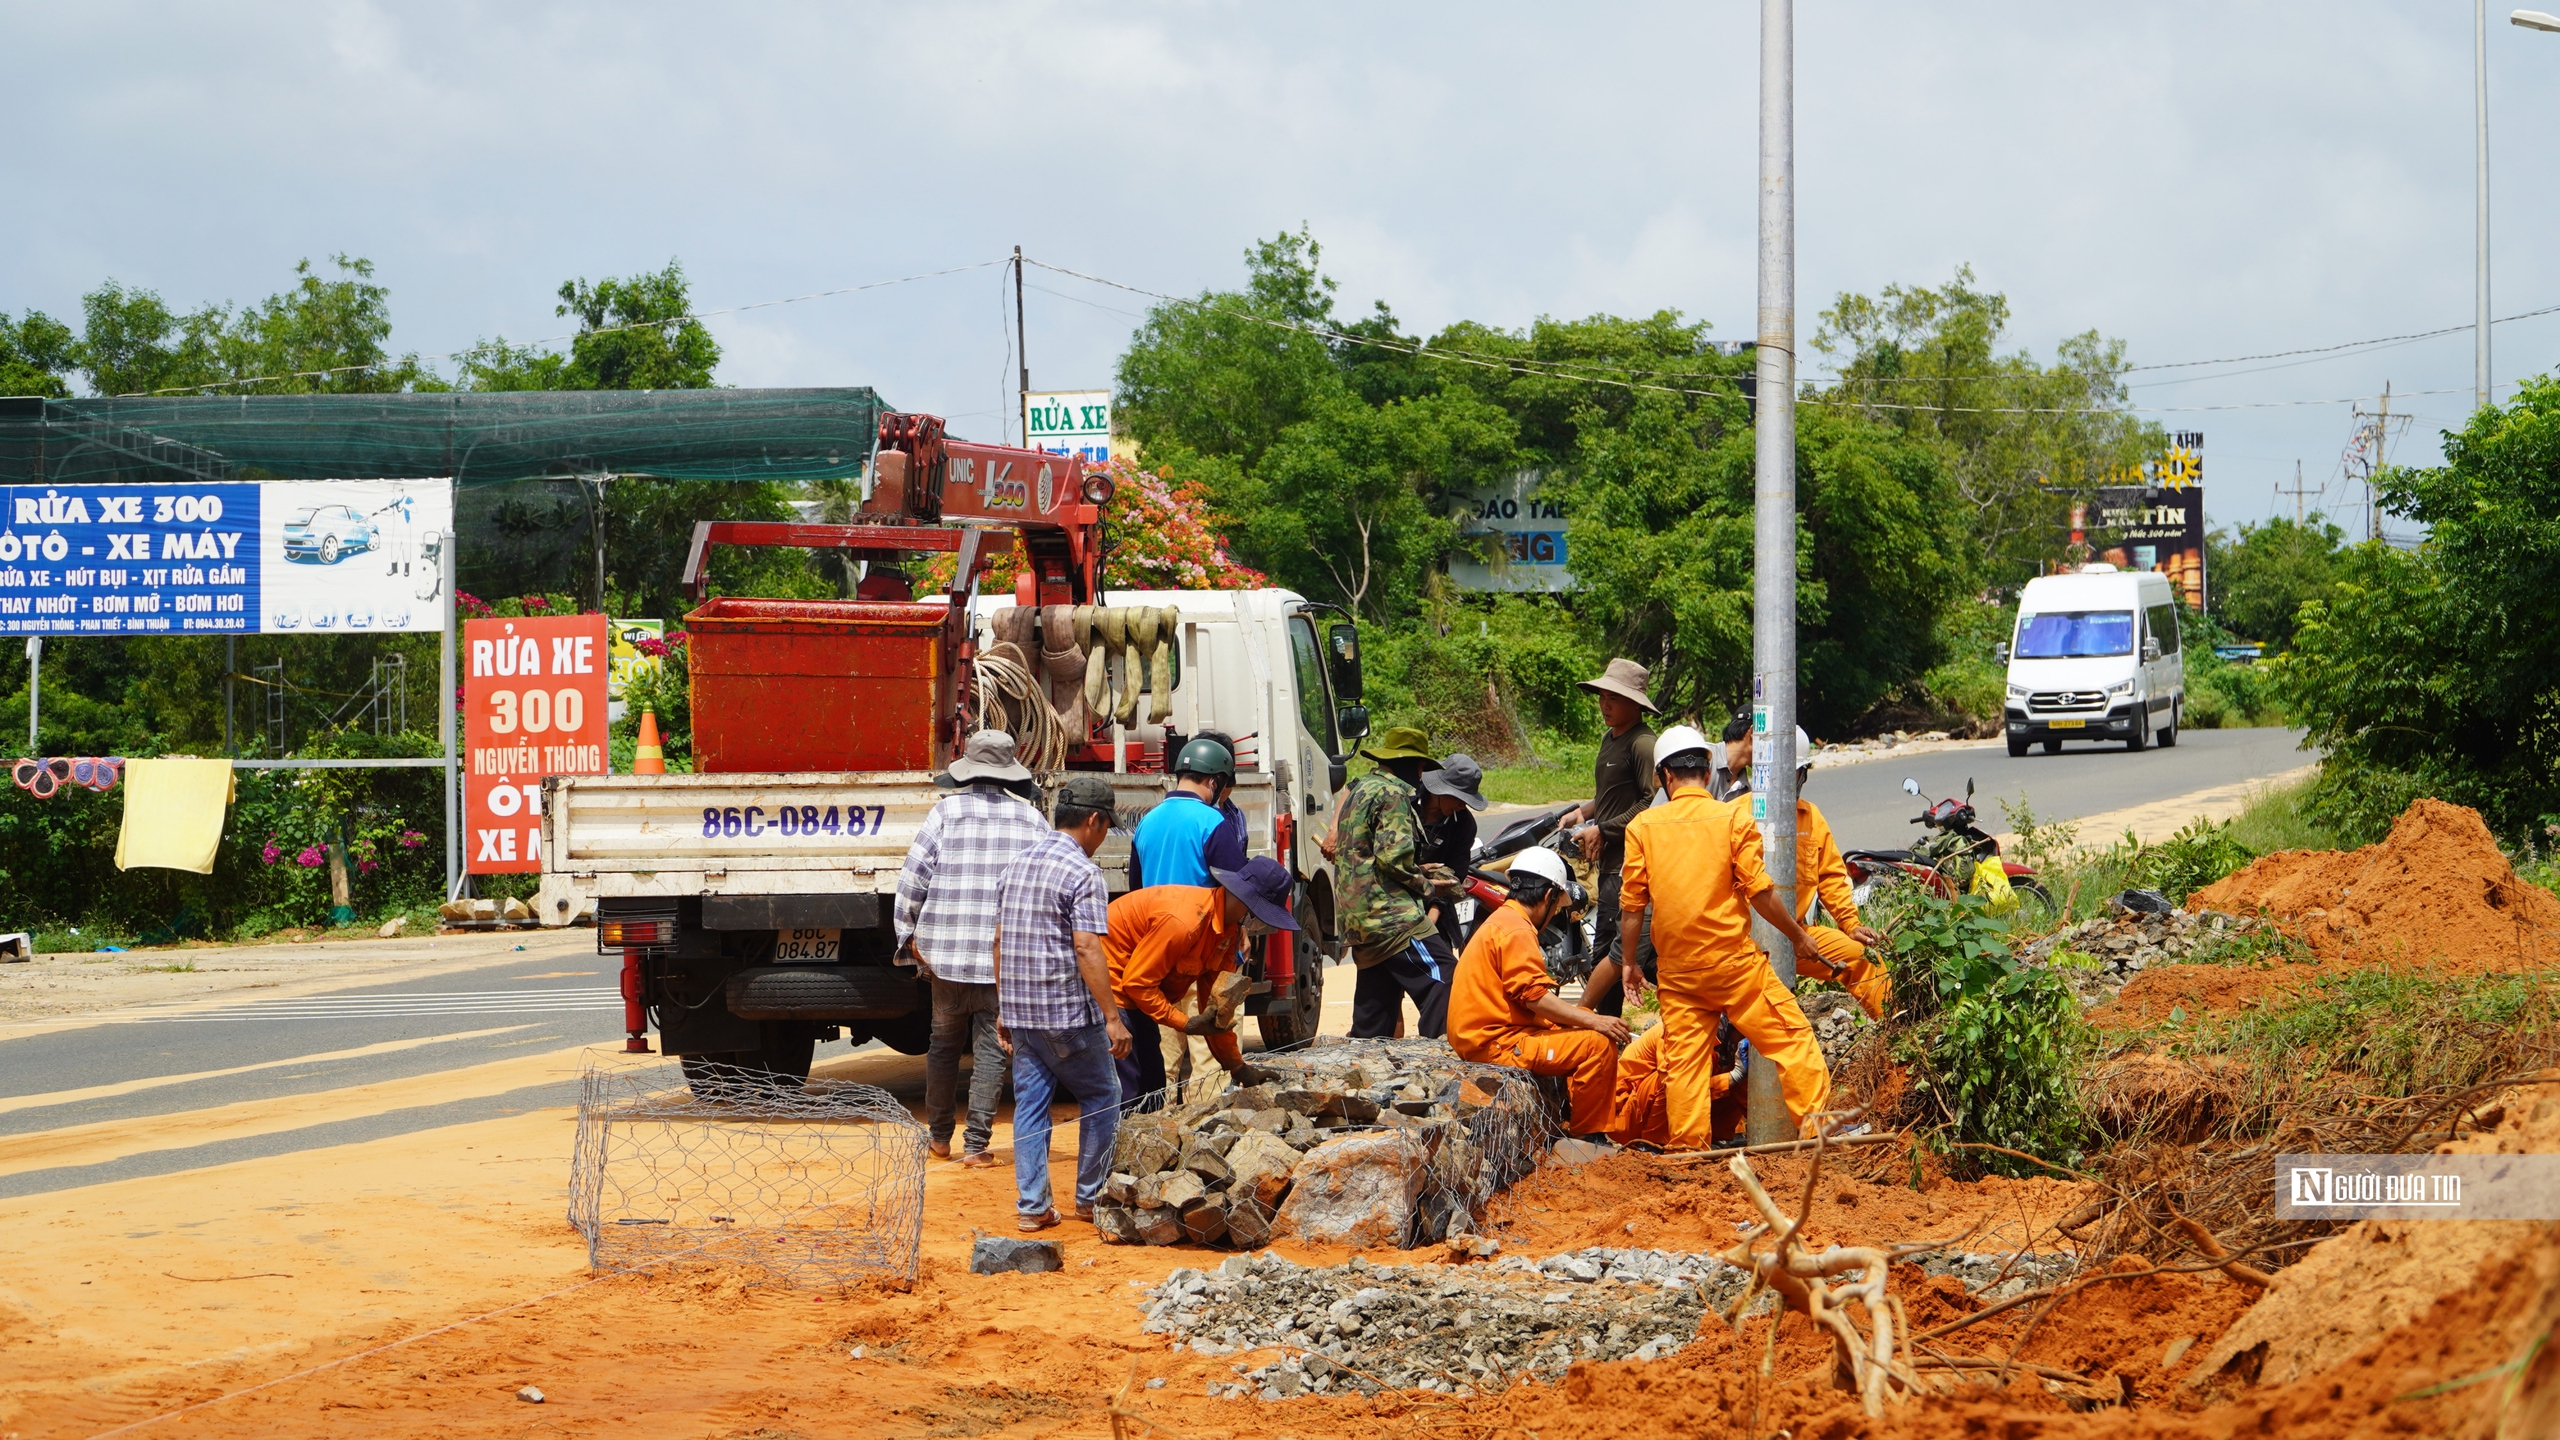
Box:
(895, 730, 1050, 1167)
(994, 773, 1129, 1232)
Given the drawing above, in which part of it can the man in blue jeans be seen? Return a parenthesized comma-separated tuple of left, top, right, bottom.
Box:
(992, 773, 1130, 1232)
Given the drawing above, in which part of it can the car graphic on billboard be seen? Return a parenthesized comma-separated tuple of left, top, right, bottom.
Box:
(282, 503, 376, 564)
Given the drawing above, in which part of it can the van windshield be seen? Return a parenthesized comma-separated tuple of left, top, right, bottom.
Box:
(2015, 610, 2134, 658)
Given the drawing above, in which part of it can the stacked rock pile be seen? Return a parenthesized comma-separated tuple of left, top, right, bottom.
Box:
(1094, 1041, 1553, 1252)
(1146, 1247, 2084, 1402)
(1796, 988, 1875, 1075)
(2019, 903, 2271, 1006)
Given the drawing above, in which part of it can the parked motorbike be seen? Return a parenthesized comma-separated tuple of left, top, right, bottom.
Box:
(1457, 801, 1596, 981)
(1841, 776, 2048, 910)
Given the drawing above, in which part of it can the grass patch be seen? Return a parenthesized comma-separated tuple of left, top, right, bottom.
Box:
(2026, 773, 2343, 923)
(141, 961, 198, 973)
(2173, 967, 2560, 1104)
(1479, 739, 1600, 807)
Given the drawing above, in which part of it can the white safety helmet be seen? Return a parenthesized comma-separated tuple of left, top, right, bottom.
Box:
(1508, 846, 1573, 892)
(1655, 723, 1713, 770)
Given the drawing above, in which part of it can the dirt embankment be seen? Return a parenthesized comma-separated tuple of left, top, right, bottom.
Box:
(2100, 797, 2560, 1026)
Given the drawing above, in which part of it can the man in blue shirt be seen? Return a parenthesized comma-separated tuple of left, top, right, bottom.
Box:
(1129, 737, 1246, 888)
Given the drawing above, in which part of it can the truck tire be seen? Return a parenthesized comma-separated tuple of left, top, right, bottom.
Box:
(2124, 709, 2149, 752)
(2007, 734, 2029, 758)
(725, 964, 921, 1020)
(2158, 701, 2180, 748)
(1257, 887, 1331, 1052)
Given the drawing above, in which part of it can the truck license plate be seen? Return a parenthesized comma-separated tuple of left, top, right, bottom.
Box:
(2047, 719, 2085, 729)
(775, 928, 841, 962)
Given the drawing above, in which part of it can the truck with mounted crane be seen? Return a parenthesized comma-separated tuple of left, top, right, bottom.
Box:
(536, 413, 1371, 1093)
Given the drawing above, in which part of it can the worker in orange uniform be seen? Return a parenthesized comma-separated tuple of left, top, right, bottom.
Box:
(1619, 724, 1834, 1143)
(1106, 855, 1298, 1106)
(1445, 848, 1633, 1141)
(1718, 717, 1891, 1021)
(1608, 1023, 1751, 1148)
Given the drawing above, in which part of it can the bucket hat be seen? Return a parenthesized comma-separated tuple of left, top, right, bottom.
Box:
(1418, 753, 1489, 811)
(1357, 726, 1436, 763)
(947, 728, 1033, 783)
(1577, 658, 1658, 714)
(1211, 855, 1302, 932)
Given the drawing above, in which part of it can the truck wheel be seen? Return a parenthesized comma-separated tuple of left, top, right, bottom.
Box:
(1257, 966, 1324, 1052)
(2158, 702, 2180, 748)
(726, 964, 919, 1020)
(2006, 735, 2029, 758)
(2124, 710, 2149, 752)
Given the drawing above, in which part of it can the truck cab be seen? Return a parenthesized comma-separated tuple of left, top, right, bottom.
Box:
(1999, 566, 2183, 756)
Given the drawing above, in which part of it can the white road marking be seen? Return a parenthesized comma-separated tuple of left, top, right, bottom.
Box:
(98, 989, 625, 1024)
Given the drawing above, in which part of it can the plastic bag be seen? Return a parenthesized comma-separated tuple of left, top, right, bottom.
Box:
(1969, 857, 2018, 914)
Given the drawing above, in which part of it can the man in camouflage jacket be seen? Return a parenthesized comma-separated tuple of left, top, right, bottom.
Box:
(1334, 726, 1455, 1038)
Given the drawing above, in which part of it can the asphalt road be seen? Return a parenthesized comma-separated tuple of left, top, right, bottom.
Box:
(1807, 725, 2312, 852)
(0, 944, 633, 1200)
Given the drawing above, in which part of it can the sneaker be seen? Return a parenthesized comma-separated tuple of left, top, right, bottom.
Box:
(1017, 1208, 1062, 1234)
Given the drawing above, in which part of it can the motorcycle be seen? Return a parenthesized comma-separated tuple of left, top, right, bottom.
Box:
(1841, 775, 2048, 911)
(1457, 802, 1597, 982)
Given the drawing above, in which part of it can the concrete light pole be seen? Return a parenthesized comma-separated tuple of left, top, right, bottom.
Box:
(1746, 0, 1802, 1146)
(2478, 0, 2492, 410)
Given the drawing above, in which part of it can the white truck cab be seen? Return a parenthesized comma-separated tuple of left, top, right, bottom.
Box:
(1998, 566, 2184, 756)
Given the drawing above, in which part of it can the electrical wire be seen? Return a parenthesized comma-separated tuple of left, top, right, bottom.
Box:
(115, 259, 1011, 397)
(1025, 256, 2473, 418)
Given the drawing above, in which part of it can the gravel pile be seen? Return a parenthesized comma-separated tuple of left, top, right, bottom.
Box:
(2020, 905, 2271, 1006)
(1796, 988, 1876, 1074)
(1142, 1246, 2082, 1401)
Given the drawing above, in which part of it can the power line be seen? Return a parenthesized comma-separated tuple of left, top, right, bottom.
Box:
(1022, 257, 2472, 417)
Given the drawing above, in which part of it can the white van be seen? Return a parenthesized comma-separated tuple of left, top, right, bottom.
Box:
(1997, 566, 2184, 756)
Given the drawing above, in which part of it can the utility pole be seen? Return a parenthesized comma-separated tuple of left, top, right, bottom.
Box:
(23, 638, 37, 751)
(2276, 460, 2318, 524)
(2477, 0, 2493, 410)
(1014, 245, 1030, 446)
(1747, 0, 1802, 1146)
(2373, 383, 2391, 542)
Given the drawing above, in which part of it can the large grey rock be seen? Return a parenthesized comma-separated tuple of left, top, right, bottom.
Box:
(1180, 1193, 1230, 1246)
(1226, 1195, 1275, 1248)
(1103, 1171, 1139, 1205)
(1093, 1205, 1142, 1244)
(1182, 1145, 1235, 1190)
(1224, 1129, 1302, 1209)
(971, 1236, 1065, 1274)
(1117, 1123, 1180, 1177)
(1273, 1132, 1430, 1249)
(1156, 1169, 1207, 1211)
(1136, 1207, 1185, 1245)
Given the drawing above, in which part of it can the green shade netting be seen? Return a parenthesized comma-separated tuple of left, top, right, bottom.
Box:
(0, 388, 891, 486)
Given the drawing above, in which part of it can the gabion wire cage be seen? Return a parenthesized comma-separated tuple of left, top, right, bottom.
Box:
(569, 1063, 930, 1289)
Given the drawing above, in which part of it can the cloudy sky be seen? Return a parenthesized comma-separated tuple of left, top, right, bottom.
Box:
(8, 2, 2554, 536)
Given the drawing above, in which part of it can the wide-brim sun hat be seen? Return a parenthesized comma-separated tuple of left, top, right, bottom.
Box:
(1212, 856, 1302, 931)
(1577, 657, 1658, 714)
(1419, 753, 1490, 811)
(1357, 725, 1436, 763)
(948, 727, 1034, 783)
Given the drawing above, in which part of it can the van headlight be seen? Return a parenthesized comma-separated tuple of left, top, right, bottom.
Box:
(2108, 680, 2134, 699)
(2006, 683, 2029, 700)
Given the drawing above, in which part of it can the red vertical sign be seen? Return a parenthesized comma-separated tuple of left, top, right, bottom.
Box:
(464, 615, 610, 874)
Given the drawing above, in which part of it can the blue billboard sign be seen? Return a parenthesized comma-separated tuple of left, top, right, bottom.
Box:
(0, 479, 452, 637)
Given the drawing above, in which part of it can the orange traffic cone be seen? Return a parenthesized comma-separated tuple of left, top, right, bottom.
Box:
(633, 709, 666, 774)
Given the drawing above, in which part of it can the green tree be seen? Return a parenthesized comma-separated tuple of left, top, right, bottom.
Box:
(74, 257, 422, 396)
(1554, 398, 1964, 729)
(0, 310, 78, 398)
(2283, 376, 2560, 841)
(1236, 389, 1518, 618)
(1116, 228, 1350, 472)
(2208, 513, 2346, 650)
(1813, 267, 2163, 586)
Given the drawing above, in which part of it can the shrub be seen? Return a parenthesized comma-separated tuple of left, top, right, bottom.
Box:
(1872, 887, 2093, 1176)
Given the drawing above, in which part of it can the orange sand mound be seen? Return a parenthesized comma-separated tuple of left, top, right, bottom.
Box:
(2190, 798, 2560, 973)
